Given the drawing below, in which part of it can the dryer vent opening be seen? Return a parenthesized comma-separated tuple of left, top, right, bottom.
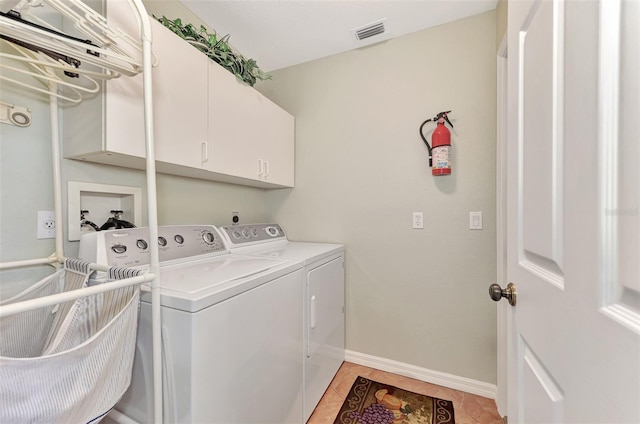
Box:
(351, 19, 387, 41)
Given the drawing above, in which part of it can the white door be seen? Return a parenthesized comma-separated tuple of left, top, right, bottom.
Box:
(504, 1, 639, 423)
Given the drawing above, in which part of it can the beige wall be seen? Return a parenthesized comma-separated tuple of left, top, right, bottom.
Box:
(259, 11, 498, 384)
(496, 0, 508, 48)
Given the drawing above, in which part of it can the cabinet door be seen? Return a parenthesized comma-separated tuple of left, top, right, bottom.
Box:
(151, 20, 208, 169)
(255, 97, 295, 187)
(63, 0, 148, 165)
(103, 17, 207, 168)
(207, 61, 263, 180)
(103, 0, 145, 159)
(208, 62, 294, 187)
(104, 75, 145, 159)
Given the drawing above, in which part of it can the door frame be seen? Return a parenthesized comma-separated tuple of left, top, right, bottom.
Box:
(495, 33, 508, 419)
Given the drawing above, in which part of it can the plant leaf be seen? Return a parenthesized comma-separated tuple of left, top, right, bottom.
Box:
(155, 16, 271, 86)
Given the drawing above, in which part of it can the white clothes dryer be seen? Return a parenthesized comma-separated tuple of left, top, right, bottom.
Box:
(219, 223, 345, 422)
(79, 225, 304, 424)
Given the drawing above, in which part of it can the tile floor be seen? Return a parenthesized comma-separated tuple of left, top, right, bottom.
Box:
(307, 362, 504, 424)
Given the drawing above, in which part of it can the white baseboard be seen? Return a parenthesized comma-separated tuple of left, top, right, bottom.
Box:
(344, 350, 497, 399)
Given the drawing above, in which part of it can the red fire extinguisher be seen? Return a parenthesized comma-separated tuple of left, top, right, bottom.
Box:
(419, 110, 453, 176)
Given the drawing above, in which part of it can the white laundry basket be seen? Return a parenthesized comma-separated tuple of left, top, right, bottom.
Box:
(0, 259, 143, 423)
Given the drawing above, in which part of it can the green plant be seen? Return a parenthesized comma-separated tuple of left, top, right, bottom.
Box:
(154, 16, 270, 87)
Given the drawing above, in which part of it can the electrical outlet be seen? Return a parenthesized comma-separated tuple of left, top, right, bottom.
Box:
(232, 211, 239, 224)
(412, 212, 424, 229)
(37, 210, 56, 239)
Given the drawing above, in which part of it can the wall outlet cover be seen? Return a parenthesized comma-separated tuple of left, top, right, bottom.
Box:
(37, 210, 56, 239)
(412, 212, 424, 229)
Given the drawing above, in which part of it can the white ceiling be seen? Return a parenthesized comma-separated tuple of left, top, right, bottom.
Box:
(178, 0, 498, 72)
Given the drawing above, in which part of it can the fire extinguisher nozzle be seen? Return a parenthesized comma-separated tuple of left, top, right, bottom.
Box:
(444, 116, 453, 128)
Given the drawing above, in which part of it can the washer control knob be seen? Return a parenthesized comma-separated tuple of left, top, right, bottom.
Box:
(158, 236, 167, 247)
(251, 228, 258, 237)
(202, 231, 216, 244)
(111, 244, 127, 254)
(242, 228, 251, 238)
(136, 239, 148, 250)
(232, 231, 242, 239)
(266, 226, 279, 237)
(174, 234, 184, 244)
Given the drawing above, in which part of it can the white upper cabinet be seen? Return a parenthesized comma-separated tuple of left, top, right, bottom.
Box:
(64, 6, 294, 189)
(63, 0, 147, 167)
(64, 14, 208, 169)
(207, 62, 294, 187)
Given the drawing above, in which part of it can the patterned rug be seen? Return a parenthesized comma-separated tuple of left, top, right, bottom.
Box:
(333, 376, 455, 424)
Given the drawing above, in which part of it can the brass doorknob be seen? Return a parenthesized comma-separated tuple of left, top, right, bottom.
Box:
(489, 282, 517, 306)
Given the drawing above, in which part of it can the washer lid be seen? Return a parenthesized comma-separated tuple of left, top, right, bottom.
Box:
(146, 254, 302, 312)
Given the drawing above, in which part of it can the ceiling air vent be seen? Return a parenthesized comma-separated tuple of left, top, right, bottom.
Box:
(352, 19, 387, 42)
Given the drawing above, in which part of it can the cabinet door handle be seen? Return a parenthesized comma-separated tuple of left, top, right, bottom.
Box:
(201, 142, 208, 163)
(258, 159, 264, 177)
(264, 160, 270, 178)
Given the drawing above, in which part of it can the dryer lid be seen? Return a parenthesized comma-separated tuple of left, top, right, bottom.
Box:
(232, 242, 344, 265)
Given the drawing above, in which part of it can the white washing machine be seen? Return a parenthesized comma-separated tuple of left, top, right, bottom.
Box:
(79, 225, 304, 424)
(219, 223, 345, 422)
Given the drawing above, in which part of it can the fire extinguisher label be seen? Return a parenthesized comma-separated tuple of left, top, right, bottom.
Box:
(433, 146, 451, 169)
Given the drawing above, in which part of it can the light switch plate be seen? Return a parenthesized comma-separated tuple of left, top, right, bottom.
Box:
(469, 211, 483, 230)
